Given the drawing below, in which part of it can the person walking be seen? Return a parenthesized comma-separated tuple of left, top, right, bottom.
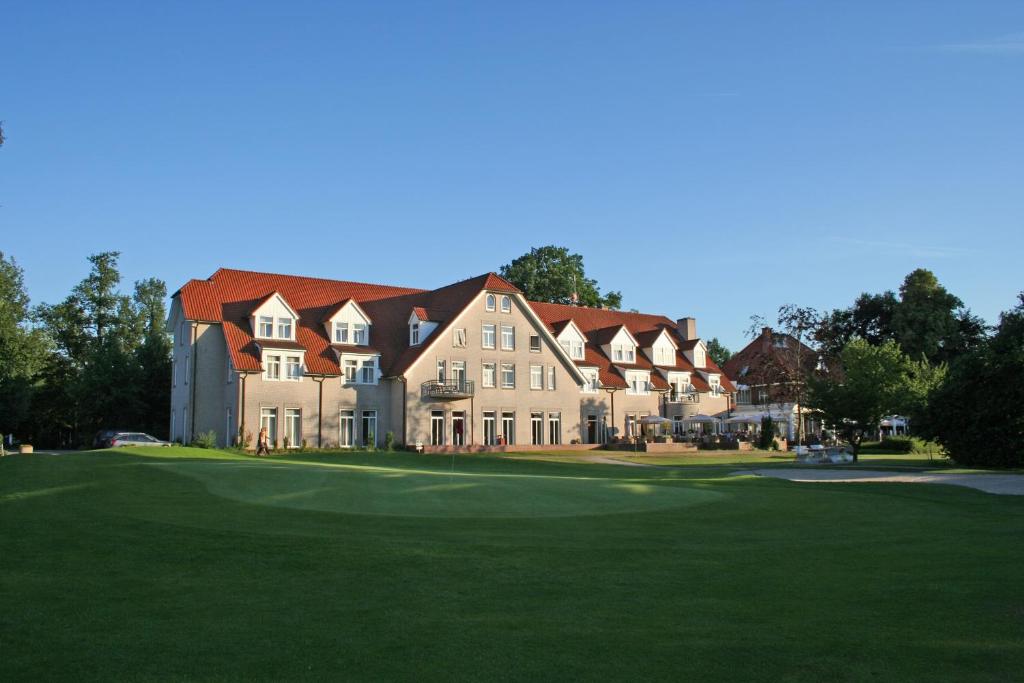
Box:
(256, 427, 271, 456)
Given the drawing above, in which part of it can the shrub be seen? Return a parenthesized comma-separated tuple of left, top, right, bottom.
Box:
(757, 416, 776, 450)
(191, 430, 217, 449)
(880, 436, 914, 453)
(384, 431, 395, 451)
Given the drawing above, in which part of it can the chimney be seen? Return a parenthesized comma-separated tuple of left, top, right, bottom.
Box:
(762, 327, 773, 352)
(677, 317, 697, 341)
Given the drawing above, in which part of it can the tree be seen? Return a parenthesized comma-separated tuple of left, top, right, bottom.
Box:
(500, 246, 622, 309)
(133, 278, 172, 438)
(706, 338, 732, 366)
(0, 253, 48, 439)
(920, 294, 1024, 468)
(806, 339, 937, 460)
(891, 268, 984, 364)
(815, 291, 898, 361)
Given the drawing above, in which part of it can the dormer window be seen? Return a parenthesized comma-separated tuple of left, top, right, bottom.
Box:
(259, 316, 274, 338)
(411, 323, 420, 346)
(334, 322, 349, 343)
(485, 294, 496, 311)
(612, 344, 635, 363)
(625, 371, 650, 395)
(277, 318, 293, 339)
(353, 323, 368, 345)
(500, 295, 512, 313)
(560, 339, 585, 360)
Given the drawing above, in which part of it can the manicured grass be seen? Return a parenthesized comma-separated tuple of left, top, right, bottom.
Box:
(1, 448, 1022, 681)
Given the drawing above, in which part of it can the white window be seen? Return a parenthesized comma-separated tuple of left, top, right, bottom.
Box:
(709, 377, 722, 396)
(501, 324, 515, 351)
(431, 410, 445, 446)
(260, 407, 278, 446)
(531, 412, 544, 445)
(360, 358, 376, 384)
(483, 411, 497, 445)
(453, 328, 467, 348)
(451, 361, 466, 386)
(334, 322, 349, 343)
(482, 324, 496, 349)
(266, 355, 281, 380)
(626, 372, 650, 395)
(344, 359, 357, 382)
(581, 369, 599, 393)
(500, 295, 511, 313)
(259, 316, 274, 338)
(612, 344, 635, 363)
(529, 335, 541, 352)
(547, 366, 556, 391)
(184, 352, 190, 384)
(353, 323, 368, 345)
(172, 359, 177, 387)
(285, 409, 301, 448)
(530, 365, 543, 390)
(277, 317, 292, 339)
(227, 357, 234, 383)
(437, 360, 446, 382)
(655, 345, 674, 365)
(560, 339, 584, 360)
(339, 410, 355, 447)
(361, 410, 377, 447)
(485, 294, 496, 311)
(548, 413, 561, 445)
(501, 363, 515, 389)
(285, 356, 302, 380)
(482, 362, 496, 388)
(501, 412, 515, 444)
(410, 323, 420, 346)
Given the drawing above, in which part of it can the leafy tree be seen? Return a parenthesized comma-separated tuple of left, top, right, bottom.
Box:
(133, 278, 172, 438)
(0, 253, 48, 438)
(891, 269, 986, 364)
(706, 337, 732, 366)
(815, 291, 898, 360)
(500, 246, 622, 309)
(920, 294, 1024, 468)
(806, 339, 939, 460)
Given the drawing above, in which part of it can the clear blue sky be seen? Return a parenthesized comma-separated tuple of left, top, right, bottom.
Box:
(3, 1, 1022, 350)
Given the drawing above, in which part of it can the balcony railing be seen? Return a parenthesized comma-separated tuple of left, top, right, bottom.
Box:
(667, 391, 700, 404)
(421, 379, 475, 400)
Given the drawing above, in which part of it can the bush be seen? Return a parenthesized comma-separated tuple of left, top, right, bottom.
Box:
(880, 436, 914, 453)
(757, 416, 776, 450)
(384, 431, 395, 451)
(191, 430, 217, 449)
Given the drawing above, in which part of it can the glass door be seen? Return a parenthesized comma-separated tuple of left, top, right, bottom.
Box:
(339, 410, 354, 448)
(452, 412, 465, 446)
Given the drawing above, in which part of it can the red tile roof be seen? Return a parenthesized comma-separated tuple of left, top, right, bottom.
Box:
(174, 269, 523, 377)
(174, 267, 732, 394)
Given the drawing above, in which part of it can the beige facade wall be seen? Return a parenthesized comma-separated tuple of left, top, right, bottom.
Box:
(402, 291, 586, 447)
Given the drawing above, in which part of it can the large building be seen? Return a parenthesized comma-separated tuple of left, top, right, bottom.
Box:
(169, 268, 734, 450)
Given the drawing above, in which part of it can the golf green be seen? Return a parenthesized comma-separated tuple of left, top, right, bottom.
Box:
(1, 447, 1022, 682)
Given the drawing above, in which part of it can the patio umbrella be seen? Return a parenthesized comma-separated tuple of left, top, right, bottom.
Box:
(685, 414, 718, 423)
(639, 416, 672, 425)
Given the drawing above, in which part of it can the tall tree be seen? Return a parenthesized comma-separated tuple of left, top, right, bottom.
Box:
(891, 268, 986, 364)
(500, 246, 622, 309)
(920, 293, 1024, 468)
(133, 278, 172, 438)
(807, 339, 941, 460)
(706, 337, 732, 366)
(0, 253, 48, 439)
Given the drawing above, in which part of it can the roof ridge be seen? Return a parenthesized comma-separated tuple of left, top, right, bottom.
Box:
(211, 267, 427, 294)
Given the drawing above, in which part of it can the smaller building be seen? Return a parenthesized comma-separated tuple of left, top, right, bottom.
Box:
(722, 327, 823, 443)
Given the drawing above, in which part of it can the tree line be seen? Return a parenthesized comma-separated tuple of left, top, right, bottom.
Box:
(0, 252, 171, 447)
(754, 268, 1021, 467)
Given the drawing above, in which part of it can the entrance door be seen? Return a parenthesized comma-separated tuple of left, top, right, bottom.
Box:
(451, 361, 466, 390)
(452, 412, 465, 446)
(339, 410, 354, 447)
(586, 415, 598, 444)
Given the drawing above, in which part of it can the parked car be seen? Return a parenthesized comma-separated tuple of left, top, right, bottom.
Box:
(94, 429, 132, 449)
(109, 433, 173, 448)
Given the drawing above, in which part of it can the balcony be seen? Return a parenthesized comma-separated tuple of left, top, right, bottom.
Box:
(421, 379, 475, 400)
(667, 391, 700, 404)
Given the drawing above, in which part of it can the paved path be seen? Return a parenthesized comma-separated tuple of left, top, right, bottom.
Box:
(741, 468, 1024, 496)
(579, 455, 654, 467)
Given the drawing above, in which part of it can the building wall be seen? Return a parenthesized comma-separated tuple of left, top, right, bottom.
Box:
(403, 290, 587, 447)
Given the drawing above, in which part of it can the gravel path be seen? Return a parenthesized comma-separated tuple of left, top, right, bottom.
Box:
(741, 468, 1024, 495)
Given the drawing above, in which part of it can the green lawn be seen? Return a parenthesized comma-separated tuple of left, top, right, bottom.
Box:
(1, 448, 1022, 681)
